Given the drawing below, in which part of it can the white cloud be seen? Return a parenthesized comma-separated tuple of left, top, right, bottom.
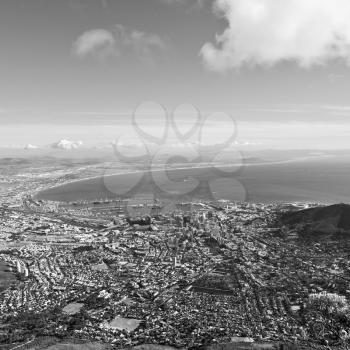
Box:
(73, 25, 166, 63)
(51, 139, 83, 150)
(73, 29, 115, 59)
(24, 144, 38, 150)
(201, 0, 350, 71)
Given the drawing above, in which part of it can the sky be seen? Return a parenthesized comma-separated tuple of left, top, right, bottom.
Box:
(1, 0, 350, 149)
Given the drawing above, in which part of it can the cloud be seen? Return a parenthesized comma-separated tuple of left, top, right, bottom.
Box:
(73, 29, 115, 59)
(73, 25, 166, 63)
(201, 0, 350, 71)
(24, 144, 38, 150)
(51, 139, 83, 150)
(115, 24, 166, 64)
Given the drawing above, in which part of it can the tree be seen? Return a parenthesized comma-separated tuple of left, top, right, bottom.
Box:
(306, 292, 349, 318)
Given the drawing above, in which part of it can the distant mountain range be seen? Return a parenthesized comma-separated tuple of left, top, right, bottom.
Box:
(281, 203, 350, 237)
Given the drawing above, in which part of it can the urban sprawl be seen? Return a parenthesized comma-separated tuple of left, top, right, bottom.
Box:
(1, 166, 350, 349)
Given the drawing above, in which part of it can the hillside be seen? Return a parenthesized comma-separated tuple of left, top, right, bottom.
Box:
(280, 203, 350, 237)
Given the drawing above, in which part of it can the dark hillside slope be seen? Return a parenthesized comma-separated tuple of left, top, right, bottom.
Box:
(280, 203, 350, 237)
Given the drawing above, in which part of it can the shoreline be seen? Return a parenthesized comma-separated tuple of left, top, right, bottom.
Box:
(36, 153, 331, 195)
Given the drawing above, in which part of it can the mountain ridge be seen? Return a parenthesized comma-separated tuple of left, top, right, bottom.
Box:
(280, 203, 350, 237)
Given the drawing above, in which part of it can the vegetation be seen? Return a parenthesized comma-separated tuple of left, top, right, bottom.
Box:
(303, 292, 350, 342)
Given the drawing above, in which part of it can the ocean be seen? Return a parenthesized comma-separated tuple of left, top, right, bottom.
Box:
(36, 154, 350, 205)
